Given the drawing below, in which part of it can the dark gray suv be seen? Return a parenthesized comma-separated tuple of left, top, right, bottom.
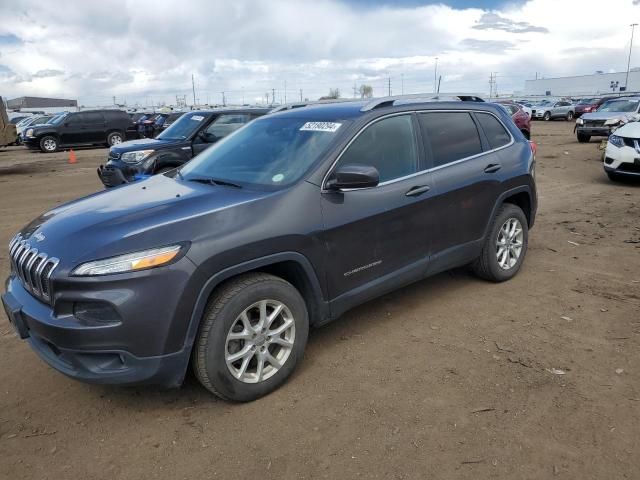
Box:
(2, 98, 537, 402)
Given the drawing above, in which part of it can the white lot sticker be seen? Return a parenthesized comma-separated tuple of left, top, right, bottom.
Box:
(300, 121, 342, 133)
(191, 115, 204, 121)
(272, 173, 284, 182)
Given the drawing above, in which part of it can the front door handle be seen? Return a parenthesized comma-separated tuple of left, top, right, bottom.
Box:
(484, 163, 502, 173)
(405, 185, 431, 197)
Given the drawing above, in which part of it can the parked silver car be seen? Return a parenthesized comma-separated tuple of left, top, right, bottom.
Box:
(532, 100, 575, 121)
(575, 97, 640, 142)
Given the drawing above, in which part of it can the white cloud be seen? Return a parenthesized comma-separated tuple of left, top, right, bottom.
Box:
(0, 0, 638, 105)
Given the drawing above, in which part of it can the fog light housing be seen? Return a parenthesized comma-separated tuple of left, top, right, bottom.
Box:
(73, 302, 121, 326)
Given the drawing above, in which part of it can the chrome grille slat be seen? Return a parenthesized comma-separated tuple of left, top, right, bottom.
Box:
(7, 234, 59, 304)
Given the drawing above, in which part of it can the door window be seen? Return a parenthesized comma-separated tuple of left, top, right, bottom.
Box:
(476, 113, 511, 150)
(81, 112, 104, 124)
(336, 114, 418, 183)
(204, 114, 250, 141)
(419, 112, 482, 167)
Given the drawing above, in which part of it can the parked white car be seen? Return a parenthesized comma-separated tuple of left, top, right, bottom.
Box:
(603, 121, 640, 181)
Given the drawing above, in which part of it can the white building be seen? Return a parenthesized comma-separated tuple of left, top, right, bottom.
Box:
(523, 69, 640, 96)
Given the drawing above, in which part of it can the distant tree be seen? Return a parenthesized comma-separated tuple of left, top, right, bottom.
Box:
(359, 84, 373, 99)
(319, 88, 341, 100)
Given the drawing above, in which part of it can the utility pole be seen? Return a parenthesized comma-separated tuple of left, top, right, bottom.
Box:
(271, 88, 275, 105)
(353, 83, 357, 98)
(625, 23, 638, 91)
(242, 87, 245, 105)
(388, 77, 391, 96)
(191, 74, 196, 106)
(300, 89, 303, 102)
(489, 72, 494, 100)
(221, 91, 226, 106)
(112, 96, 116, 105)
(434, 57, 438, 94)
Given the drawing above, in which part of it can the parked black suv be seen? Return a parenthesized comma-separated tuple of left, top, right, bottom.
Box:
(23, 110, 136, 153)
(98, 108, 269, 187)
(3, 98, 536, 401)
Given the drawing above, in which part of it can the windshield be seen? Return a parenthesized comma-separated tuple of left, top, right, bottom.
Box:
(180, 116, 348, 189)
(597, 99, 640, 112)
(48, 113, 68, 125)
(16, 117, 35, 127)
(156, 112, 208, 140)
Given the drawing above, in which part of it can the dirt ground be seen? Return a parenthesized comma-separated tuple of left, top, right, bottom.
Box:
(0, 122, 638, 480)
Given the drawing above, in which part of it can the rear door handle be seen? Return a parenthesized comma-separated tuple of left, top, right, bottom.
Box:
(405, 185, 431, 197)
(484, 163, 502, 173)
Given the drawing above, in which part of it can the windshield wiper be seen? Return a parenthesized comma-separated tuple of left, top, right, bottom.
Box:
(187, 177, 242, 188)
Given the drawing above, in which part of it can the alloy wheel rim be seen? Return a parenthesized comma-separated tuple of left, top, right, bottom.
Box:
(496, 217, 524, 270)
(225, 299, 295, 384)
(111, 135, 122, 145)
(43, 139, 56, 151)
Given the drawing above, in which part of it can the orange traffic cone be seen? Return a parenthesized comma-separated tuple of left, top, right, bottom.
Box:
(68, 149, 77, 164)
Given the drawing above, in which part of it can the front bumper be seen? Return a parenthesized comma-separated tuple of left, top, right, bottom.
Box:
(2, 256, 201, 387)
(97, 159, 151, 188)
(603, 143, 640, 177)
(576, 126, 611, 137)
(23, 137, 40, 149)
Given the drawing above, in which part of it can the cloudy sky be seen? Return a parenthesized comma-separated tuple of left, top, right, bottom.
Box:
(0, 0, 638, 107)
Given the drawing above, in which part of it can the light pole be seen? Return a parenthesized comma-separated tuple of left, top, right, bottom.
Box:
(433, 57, 438, 94)
(625, 23, 637, 91)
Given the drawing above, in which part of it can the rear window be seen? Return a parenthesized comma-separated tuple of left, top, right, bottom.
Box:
(419, 112, 482, 168)
(476, 113, 511, 149)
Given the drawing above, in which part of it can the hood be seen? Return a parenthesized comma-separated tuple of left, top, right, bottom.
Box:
(581, 111, 640, 122)
(110, 137, 181, 154)
(613, 121, 640, 138)
(16, 175, 276, 270)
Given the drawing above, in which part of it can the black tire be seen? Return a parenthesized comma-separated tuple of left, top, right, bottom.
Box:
(106, 131, 124, 147)
(472, 204, 528, 282)
(607, 171, 623, 182)
(577, 133, 590, 143)
(39, 135, 58, 153)
(192, 273, 309, 402)
(566, 111, 574, 121)
(543, 112, 551, 121)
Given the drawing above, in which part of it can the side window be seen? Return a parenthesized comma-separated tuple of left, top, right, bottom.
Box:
(65, 113, 82, 125)
(419, 112, 482, 167)
(336, 114, 418, 183)
(82, 112, 104, 124)
(476, 113, 511, 150)
(205, 114, 250, 140)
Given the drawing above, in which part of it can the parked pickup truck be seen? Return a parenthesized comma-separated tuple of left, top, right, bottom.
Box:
(532, 100, 575, 121)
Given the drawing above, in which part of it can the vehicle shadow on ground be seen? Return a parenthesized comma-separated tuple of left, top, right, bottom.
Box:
(90, 267, 480, 408)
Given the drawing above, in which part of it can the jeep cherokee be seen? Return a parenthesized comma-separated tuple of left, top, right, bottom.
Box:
(2, 98, 537, 402)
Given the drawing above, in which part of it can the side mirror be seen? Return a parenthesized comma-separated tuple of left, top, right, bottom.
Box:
(325, 164, 379, 191)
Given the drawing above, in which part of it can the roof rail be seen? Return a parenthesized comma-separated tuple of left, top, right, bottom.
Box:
(360, 93, 485, 112)
(269, 98, 355, 114)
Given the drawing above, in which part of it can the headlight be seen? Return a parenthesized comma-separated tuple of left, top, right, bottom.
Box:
(576, 118, 584, 125)
(72, 245, 183, 276)
(26, 128, 34, 137)
(608, 135, 624, 148)
(604, 118, 621, 126)
(120, 150, 154, 164)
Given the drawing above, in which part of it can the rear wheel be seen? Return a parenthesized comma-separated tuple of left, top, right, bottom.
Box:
(472, 204, 528, 282)
(577, 133, 591, 143)
(543, 112, 551, 121)
(192, 273, 309, 402)
(566, 111, 574, 121)
(39, 136, 58, 153)
(106, 131, 123, 147)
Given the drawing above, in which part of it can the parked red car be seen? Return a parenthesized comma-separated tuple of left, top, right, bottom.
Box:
(496, 101, 531, 139)
(574, 96, 616, 118)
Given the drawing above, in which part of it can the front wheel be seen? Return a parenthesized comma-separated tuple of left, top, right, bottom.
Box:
(577, 133, 591, 143)
(543, 112, 551, 121)
(566, 111, 574, 121)
(192, 273, 309, 402)
(472, 204, 528, 282)
(39, 136, 58, 153)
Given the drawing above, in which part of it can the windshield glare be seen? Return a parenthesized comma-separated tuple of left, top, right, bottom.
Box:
(180, 117, 347, 189)
(597, 100, 640, 112)
(157, 113, 208, 140)
(48, 113, 68, 125)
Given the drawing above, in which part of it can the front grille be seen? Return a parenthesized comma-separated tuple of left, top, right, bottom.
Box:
(584, 120, 606, 127)
(622, 137, 640, 150)
(8, 234, 59, 304)
(618, 162, 640, 173)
